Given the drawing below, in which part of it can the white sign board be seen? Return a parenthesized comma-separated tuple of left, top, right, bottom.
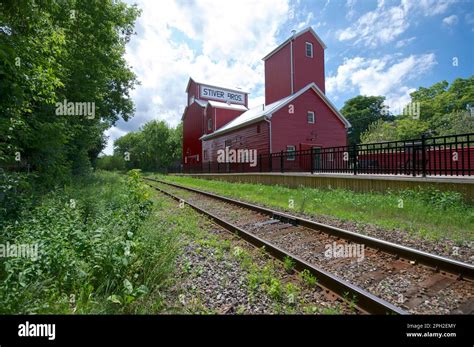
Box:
(200, 85, 245, 105)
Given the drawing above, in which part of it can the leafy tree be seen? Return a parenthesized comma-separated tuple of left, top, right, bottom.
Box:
(0, 0, 140, 187)
(340, 95, 390, 145)
(410, 76, 474, 134)
(113, 120, 182, 172)
(394, 118, 430, 140)
(96, 154, 126, 171)
(359, 76, 474, 143)
(435, 110, 474, 135)
(360, 119, 397, 144)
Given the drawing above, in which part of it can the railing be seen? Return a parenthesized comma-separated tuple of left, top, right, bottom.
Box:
(182, 133, 474, 177)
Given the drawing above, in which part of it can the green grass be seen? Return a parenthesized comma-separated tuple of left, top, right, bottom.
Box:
(150, 174, 474, 243)
(1, 170, 356, 315)
(0, 170, 192, 314)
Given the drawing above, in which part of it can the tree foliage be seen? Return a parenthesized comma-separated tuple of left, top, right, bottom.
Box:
(359, 76, 474, 144)
(340, 95, 390, 145)
(97, 120, 182, 172)
(0, 0, 140, 187)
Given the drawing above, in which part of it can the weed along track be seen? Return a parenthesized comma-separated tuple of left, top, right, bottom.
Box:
(145, 178, 402, 314)
(144, 177, 474, 315)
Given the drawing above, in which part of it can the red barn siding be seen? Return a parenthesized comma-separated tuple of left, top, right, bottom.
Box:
(215, 108, 245, 130)
(270, 88, 347, 153)
(204, 105, 212, 134)
(264, 31, 326, 105)
(204, 106, 246, 134)
(265, 44, 292, 105)
(202, 121, 270, 163)
(358, 147, 474, 175)
(186, 79, 199, 105)
(182, 102, 204, 164)
(185, 28, 348, 169)
(293, 31, 325, 94)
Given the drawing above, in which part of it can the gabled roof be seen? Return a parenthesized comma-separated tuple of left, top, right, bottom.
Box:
(207, 100, 248, 111)
(181, 99, 248, 121)
(181, 99, 205, 121)
(185, 77, 249, 94)
(262, 27, 327, 61)
(200, 83, 351, 141)
(194, 99, 207, 107)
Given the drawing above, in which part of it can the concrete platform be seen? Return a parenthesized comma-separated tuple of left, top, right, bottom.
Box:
(175, 172, 474, 202)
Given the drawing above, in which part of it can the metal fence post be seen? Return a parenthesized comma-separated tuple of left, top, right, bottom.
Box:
(280, 151, 284, 173)
(412, 141, 417, 177)
(269, 154, 272, 172)
(217, 162, 220, 173)
(310, 147, 314, 174)
(259, 154, 262, 172)
(421, 134, 426, 177)
(353, 145, 357, 175)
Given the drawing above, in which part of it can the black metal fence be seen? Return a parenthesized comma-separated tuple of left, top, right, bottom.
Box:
(183, 133, 474, 177)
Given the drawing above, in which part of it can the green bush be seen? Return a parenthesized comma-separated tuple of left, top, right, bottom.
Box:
(0, 171, 152, 313)
(0, 170, 35, 228)
(96, 155, 126, 171)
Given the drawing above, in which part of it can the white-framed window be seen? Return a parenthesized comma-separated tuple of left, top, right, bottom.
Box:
(203, 150, 208, 160)
(287, 145, 296, 161)
(305, 42, 313, 58)
(208, 118, 212, 131)
(307, 111, 315, 124)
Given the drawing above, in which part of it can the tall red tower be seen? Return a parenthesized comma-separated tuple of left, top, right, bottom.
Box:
(262, 27, 326, 105)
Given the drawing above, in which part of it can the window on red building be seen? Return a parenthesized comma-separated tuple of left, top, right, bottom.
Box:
(307, 111, 315, 124)
(287, 145, 296, 160)
(208, 118, 212, 131)
(305, 42, 313, 58)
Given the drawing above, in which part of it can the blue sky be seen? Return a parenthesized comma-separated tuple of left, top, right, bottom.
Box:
(103, 0, 474, 154)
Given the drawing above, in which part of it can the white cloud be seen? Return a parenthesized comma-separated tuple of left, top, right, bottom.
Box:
(414, 0, 456, 16)
(297, 12, 314, 29)
(103, 127, 127, 156)
(337, 0, 456, 48)
(102, 0, 290, 154)
(337, 1, 410, 48)
(395, 36, 416, 48)
(442, 14, 459, 26)
(345, 0, 357, 20)
(466, 13, 474, 31)
(326, 53, 437, 107)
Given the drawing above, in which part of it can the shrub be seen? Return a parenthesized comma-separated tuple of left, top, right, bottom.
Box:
(0, 171, 152, 313)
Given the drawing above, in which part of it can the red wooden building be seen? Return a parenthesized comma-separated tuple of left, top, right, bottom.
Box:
(182, 27, 351, 169)
(182, 78, 249, 165)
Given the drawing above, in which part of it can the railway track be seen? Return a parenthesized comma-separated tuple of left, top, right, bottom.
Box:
(144, 177, 474, 315)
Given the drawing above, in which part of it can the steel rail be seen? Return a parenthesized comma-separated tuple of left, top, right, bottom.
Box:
(144, 177, 474, 281)
(146, 180, 407, 315)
